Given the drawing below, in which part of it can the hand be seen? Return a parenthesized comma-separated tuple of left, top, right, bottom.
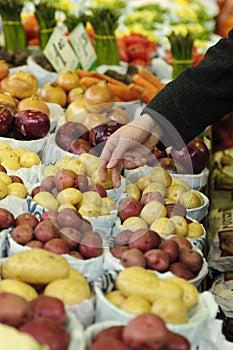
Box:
(99, 114, 162, 187)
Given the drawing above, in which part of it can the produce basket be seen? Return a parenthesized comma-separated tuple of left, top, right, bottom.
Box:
(93, 270, 218, 348)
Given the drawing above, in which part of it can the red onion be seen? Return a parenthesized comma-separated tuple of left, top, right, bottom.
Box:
(12, 110, 50, 140)
(170, 138, 209, 174)
(0, 102, 16, 136)
(89, 120, 123, 145)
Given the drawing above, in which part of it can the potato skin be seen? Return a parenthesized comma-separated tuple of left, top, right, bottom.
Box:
(0, 291, 31, 327)
(0, 208, 14, 229)
(0, 279, 38, 300)
(2, 249, 70, 284)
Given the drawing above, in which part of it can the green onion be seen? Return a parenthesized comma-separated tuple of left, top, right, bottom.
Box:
(167, 30, 194, 79)
(0, 0, 26, 51)
(87, 7, 120, 66)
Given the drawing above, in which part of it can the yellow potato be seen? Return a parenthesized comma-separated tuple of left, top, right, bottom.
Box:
(63, 158, 85, 174)
(19, 151, 40, 168)
(171, 178, 191, 191)
(56, 187, 82, 206)
(68, 267, 88, 283)
(120, 295, 151, 315)
(92, 168, 114, 190)
(150, 217, 176, 236)
(12, 147, 27, 158)
(78, 203, 101, 217)
(125, 183, 141, 201)
(105, 290, 126, 307)
(0, 179, 7, 199)
(79, 153, 100, 177)
(1, 156, 20, 171)
(79, 190, 102, 209)
(101, 197, 116, 211)
(0, 279, 38, 300)
(166, 276, 199, 311)
(187, 221, 204, 238)
(42, 164, 61, 177)
(122, 216, 148, 231)
(33, 191, 59, 211)
(0, 142, 11, 150)
(2, 249, 70, 285)
(140, 201, 167, 225)
(166, 184, 187, 202)
(142, 182, 166, 197)
(150, 167, 172, 187)
(7, 183, 27, 199)
(179, 190, 202, 209)
(115, 266, 159, 303)
(170, 215, 188, 236)
(137, 176, 151, 191)
(0, 172, 12, 186)
(151, 296, 189, 324)
(43, 277, 92, 305)
(58, 203, 77, 211)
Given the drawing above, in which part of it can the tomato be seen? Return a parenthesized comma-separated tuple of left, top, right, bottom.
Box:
(117, 38, 129, 62)
(130, 58, 150, 66)
(193, 53, 205, 66)
(123, 33, 149, 46)
(127, 42, 147, 60)
(164, 49, 173, 65)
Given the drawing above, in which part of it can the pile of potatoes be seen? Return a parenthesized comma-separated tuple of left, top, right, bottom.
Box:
(8, 207, 104, 260)
(88, 313, 191, 350)
(110, 228, 204, 280)
(32, 154, 116, 216)
(0, 248, 92, 306)
(118, 167, 205, 239)
(104, 266, 199, 325)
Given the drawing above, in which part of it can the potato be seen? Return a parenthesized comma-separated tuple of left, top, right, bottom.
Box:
(122, 313, 168, 350)
(179, 190, 202, 209)
(0, 291, 31, 327)
(0, 207, 14, 229)
(19, 318, 71, 350)
(11, 224, 34, 245)
(34, 219, 59, 242)
(2, 249, 70, 285)
(144, 249, 170, 272)
(59, 227, 83, 249)
(56, 207, 84, 229)
(44, 238, 70, 255)
(166, 330, 191, 350)
(43, 277, 92, 305)
(79, 230, 103, 258)
(140, 201, 167, 225)
(142, 182, 166, 197)
(122, 217, 148, 231)
(150, 166, 172, 187)
(151, 296, 189, 324)
(56, 187, 82, 206)
(128, 228, 161, 252)
(14, 213, 39, 229)
(79, 152, 100, 177)
(33, 191, 59, 211)
(29, 295, 67, 324)
(115, 266, 159, 303)
(89, 338, 131, 350)
(120, 295, 151, 315)
(105, 290, 126, 307)
(121, 248, 146, 268)
(125, 183, 141, 201)
(0, 279, 38, 300)
(54, 168, 79, 191)
(92, 168, 114, 190)
(7, 182, 27, 198)
(94, 325, 124, 341)
(114, 229, 132, 247)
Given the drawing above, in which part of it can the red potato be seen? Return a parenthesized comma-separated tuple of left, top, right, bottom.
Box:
(76, 173, 89, 192)
(10, 175, 24, 184)
(168, 262, 195, 280)
(110, 246, 129, 259)
(0, 208, 14, 229)
(40, 210, 58, 226)
(178, 248, 203, 274)
(94, 325, 124, 341)
(144, 249, 170, 272)
(140, 191, 166, 206)
(161, 330, 191, 350)
(88, 183, 107, 197)
(19, 318, 70, 350)
(31, 185, 41, 197)
(34, 219, 59, 242)
(159, 239, 180, 263)
(165, 203, 187, 218)
(118, 198, 143, 222)
(54, 168, 79, 191)
(89, 337, 131, 350)
(113, 229, 132, 247)
(68, 138, 97, 156)
(121, 248, 146, 268)
(44, 238, 70, 255)
(80, 217, 93, 233)
(14, 213, 39, 229)
(128, 228, 161, 252)
(0, 292, 31, 327)
(29, 295, 66, 325)
(79, 230, 103, 258)
(59, 227, 83, 249)
(169, 235, 192, 250)
(69, 250, 84, 259)
(11, 224, 34, 245)
(122, 313, 168, 350)
(56, 208, 84, 230)
(40, 175, 56, 193)
(26, 240, 44, 249)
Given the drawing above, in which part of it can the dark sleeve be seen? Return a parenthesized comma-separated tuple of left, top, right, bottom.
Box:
(141, 29, 233, 149)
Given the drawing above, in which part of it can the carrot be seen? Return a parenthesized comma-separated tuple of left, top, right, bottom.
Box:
(80, 76, 102, 88)
(107, 82, 140, 102)
(88, 71, 126, 86)
(128, 83, 156, 104)
(75, 69, 91, 79)
(138, 66, 165, 90)
(132, 74, 159, 95)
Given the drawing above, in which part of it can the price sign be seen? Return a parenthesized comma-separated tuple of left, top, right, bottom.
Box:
(44, 27, 79, 73)
(69, 23, 97, 71)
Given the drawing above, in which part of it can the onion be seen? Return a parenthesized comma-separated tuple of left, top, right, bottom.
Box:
(56, 70, 81, 92)
(0, 102, 16, 136)
(170, 138, 210, 174)
(17, 95, 50, 117)
(107, 107, 130, 124)
(89, 120, 123, 145)
(82, 112, 109, 130)
(67, 86, 85, 104)
(65, 98, 88, 122)
(12, 110, 50, 140)
(0, 60, 9, 80)
(1, 71, 39, 99)
(38, 82, 67, 108)
(83, 80, 115, 113)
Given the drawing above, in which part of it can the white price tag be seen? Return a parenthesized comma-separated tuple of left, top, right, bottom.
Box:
(44, 27, 79, 73)
(69, 22, 97, 71)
